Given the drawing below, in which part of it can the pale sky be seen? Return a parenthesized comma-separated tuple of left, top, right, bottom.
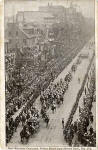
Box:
(5, 0, 95, 18)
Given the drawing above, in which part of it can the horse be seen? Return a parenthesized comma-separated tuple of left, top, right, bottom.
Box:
(44, 116, 49, 127)
(41, 108, 47, 119)
(20, 126, 30, 143)
(60, 96, 64, 104)
(14, 116, 20, 131)
(57, 98, 61, 106)
(51, 104, 56, 113)
(33, 119, 40, 131)
(21, 114, 26, 126)
(28, 125, 35, 136)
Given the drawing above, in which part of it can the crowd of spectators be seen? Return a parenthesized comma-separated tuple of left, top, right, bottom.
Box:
(6, 48, 82, 144)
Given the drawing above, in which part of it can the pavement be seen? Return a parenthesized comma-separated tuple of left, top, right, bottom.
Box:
(72, 58, 96, 130)
(7, 38, 95, 148)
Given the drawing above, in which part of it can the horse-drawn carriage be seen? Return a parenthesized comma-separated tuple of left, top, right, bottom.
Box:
(20, 117, 40, 143)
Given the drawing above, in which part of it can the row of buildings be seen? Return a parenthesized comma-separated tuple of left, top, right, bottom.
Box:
(5, 3, 85, 52)
(5, 3, 93, 82)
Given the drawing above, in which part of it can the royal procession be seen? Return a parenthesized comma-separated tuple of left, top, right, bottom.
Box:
(5, 0, 96, 148)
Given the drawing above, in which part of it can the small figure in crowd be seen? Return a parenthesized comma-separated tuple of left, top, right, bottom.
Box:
(62, 118, 64, 129)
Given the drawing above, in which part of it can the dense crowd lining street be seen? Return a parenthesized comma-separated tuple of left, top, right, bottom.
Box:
(6, 41, 84, 122)
(7, 38, 95, 148)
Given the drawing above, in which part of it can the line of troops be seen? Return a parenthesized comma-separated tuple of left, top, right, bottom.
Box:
(63, 64, 96, 147)
(6, 55, 81, 144)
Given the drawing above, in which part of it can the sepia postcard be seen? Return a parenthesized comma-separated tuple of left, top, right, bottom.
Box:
(0, 0, 98, 149)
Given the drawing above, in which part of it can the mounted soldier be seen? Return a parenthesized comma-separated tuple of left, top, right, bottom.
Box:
(51, 103, 56, 113)
(44, 115, 50, 127)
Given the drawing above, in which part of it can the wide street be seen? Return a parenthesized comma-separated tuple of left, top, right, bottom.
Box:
(7, 38, 94, 148)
